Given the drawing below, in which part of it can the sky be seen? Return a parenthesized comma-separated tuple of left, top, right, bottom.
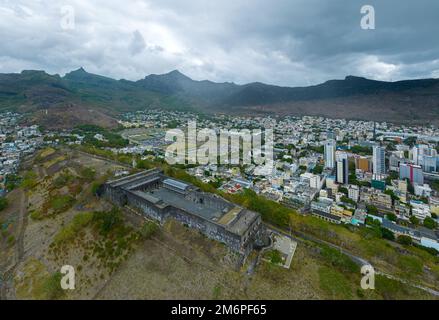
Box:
(0, 0, 438, 86)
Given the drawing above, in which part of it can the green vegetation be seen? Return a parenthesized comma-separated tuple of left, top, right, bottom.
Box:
(397, 235, 413, 246)
(50, 195, 75, 214)
(423, 217, 438, 229)
(54, 212, 94, 245)
(52, 171, 74, 189)
(339, 187, 348, 196)
(409, 215, 419, 226)
(21, 171, 38, 189)
(267, 249, 283, 265)
(319, 245, 359, 273)
(350, 145, 372, 156)
(318, 266, 353, 299)
(93, 207, 123, 235)
(312, 164, 323, 175)
(341, 196, 356, 207)
(385, 171, 399, 185)
(384, 190, 399, 205)
(226, 189, 290, 228)
(0, 197, 7, 211)
(380, 228, 395, 241)
(307, 145, 324, 154)
(38, 272, 65, 300)
(80, 167, 96, 182)
(366, 204, 378, 215)
(74, 124, 129, 148)
(139, 221, 159, 240)
(403, 137, 417, 147)
(5, 174, 20, 191)
(397, 255, 423, 276)
(375, 275, 418, 300)
(386, 212, 397, 222)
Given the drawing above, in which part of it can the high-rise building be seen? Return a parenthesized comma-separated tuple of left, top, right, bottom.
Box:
(412, 144, 437, 168)
(400, 163, 424, 185)
(324, 140, 336, 169)
(348, 185, 360, 202)
(356, 156, 371, 172)
(423, 155, 437, 173)
(336, 154, 348, 185)
(372, 145, 385, 176)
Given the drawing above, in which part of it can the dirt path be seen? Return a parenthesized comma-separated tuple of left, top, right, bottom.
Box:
(0, 190, 28, 300)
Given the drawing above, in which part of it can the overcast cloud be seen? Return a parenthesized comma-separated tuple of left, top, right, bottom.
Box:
(0, 0, 438, 86)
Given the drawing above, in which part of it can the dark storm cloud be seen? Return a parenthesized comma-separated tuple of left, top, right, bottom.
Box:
(0, 0, 438, 86)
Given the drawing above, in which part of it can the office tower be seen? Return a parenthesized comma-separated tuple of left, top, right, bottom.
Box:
(356, 156, 371, 172)
(423, 155, 437, 173)
(372, 145, 385, 176)
(399, 163, 424, 185)
(412, 144, 437, 166)
(336, 153, 348, 185)
(324, 140, 336, 169)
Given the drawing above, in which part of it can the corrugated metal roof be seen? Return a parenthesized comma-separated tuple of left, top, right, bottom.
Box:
(163, 178, 189, 191)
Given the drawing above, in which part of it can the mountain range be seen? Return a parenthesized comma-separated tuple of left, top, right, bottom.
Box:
(1, 68, 439, 128)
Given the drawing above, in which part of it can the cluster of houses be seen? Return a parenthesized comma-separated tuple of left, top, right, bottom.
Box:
(0, 112, 43, 195)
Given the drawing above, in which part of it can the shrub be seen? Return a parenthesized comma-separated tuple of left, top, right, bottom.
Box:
(80, 167, 96, 182)
(320, 245, 359, 273)
(267, 250, 283, 265)
(0, 197, 8, 211)
(21, 171, 38, 189)
(397, 235, 412, 246)
(423, 217, 438, 230)
(380, 228, 395, 241)
(50, 195, 75, 214)
(140, 221, 159, 240)
(93, 208, 122, 235)
(41, 272, 64, 300)
(54, 212, 93, 245)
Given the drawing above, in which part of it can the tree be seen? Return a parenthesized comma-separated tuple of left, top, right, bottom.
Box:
(409, 215, 419, 226)
(5, 174, 20, 191)
(397, 235, 412, 246)
(386, 213, 397, 222)
(406, 179, 415, 194)
(365, 216, 381, 227)
(268, 250, 283, 265)
(341, 196, 356, 206)
(94, 207, 122, 235)
(140, 221, 159, 239)
(403, 136, 417, 147)
(423, 217, 438, 230)
(380, 227, 395, 241)
(80, 167, 96, 182)
(339, 187, 349, 196)
(0, 197, 8, 211)
(384, 190, 398, 204)
(312, 165, 323, 175)
(366, 204, 378, 215)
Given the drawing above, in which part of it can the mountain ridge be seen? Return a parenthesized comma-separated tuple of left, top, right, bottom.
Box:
(1, 68, 439, 128)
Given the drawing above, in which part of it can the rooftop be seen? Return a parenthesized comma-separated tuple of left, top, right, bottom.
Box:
(146, 187, 229, 220)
